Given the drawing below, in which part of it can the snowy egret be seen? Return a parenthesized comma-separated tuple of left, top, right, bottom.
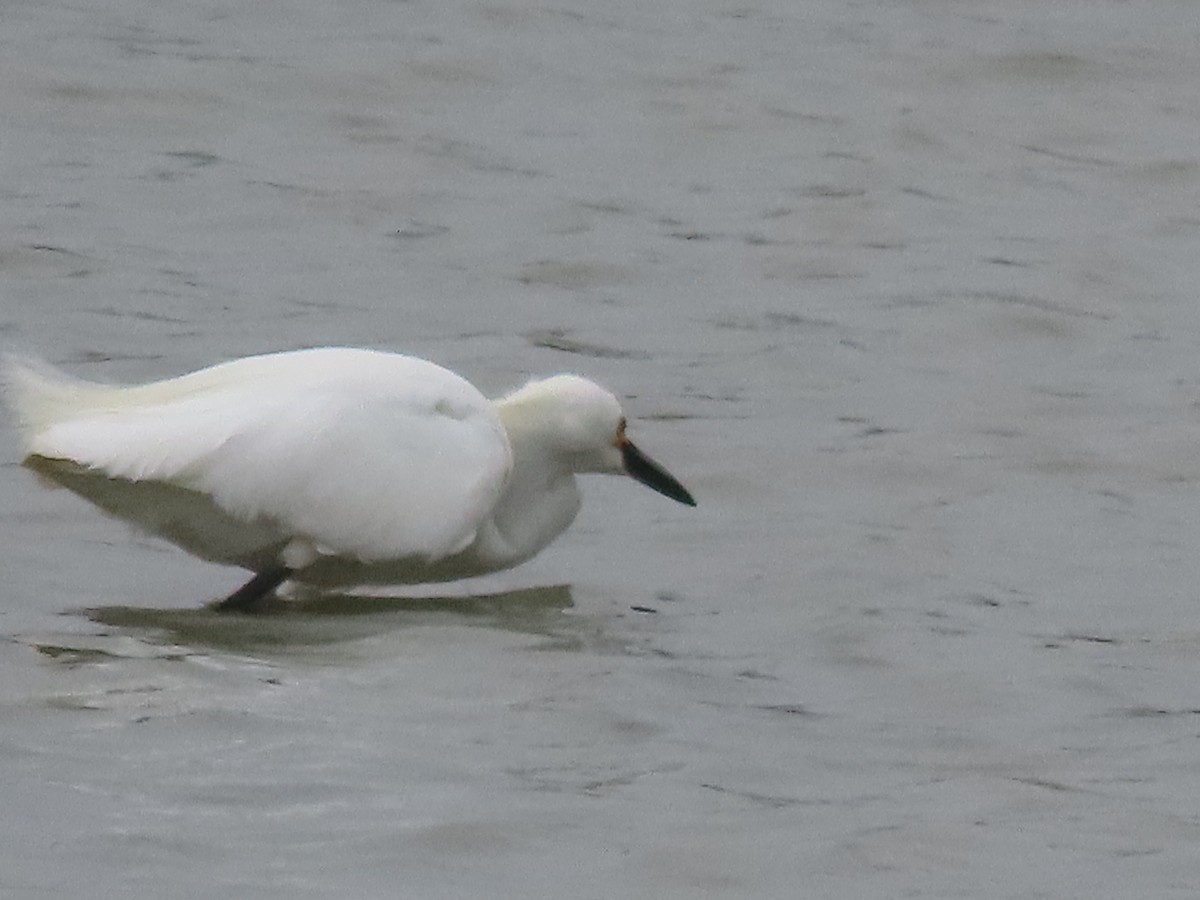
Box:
(2, 348, 695, 610)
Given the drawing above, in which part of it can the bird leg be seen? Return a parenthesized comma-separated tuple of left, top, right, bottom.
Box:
(212, 565, 293, 612)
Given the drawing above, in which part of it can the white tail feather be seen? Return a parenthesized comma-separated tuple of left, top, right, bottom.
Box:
(1, 355, 120, 452)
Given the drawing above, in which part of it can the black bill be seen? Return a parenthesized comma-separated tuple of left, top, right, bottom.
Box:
(621, 440, 697, 507)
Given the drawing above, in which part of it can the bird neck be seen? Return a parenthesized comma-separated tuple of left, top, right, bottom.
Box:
(476, 402, 583, 568)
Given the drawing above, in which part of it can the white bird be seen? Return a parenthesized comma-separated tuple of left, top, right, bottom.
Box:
(2, 348, 695, 610)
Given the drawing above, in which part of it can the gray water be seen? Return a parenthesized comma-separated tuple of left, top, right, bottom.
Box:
(3, 1, 1200, 897)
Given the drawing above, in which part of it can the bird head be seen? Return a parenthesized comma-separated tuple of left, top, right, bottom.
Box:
(501, 375, 696, 506)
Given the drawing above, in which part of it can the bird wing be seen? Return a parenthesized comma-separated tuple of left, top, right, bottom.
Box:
(18, 350, 513, 563)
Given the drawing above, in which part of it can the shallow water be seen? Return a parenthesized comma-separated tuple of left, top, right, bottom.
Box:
(4, 1, 1200, 897)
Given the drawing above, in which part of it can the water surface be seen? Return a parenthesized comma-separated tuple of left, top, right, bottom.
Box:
(3, 1, 1200, 897)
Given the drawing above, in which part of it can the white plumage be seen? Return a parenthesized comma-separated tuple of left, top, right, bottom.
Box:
(3, 348, 695, 609)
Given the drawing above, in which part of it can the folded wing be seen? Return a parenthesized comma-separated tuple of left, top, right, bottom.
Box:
(6, 350, 513, 564)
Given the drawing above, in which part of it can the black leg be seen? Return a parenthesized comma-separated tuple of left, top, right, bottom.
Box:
(212, 566, 292, 612)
